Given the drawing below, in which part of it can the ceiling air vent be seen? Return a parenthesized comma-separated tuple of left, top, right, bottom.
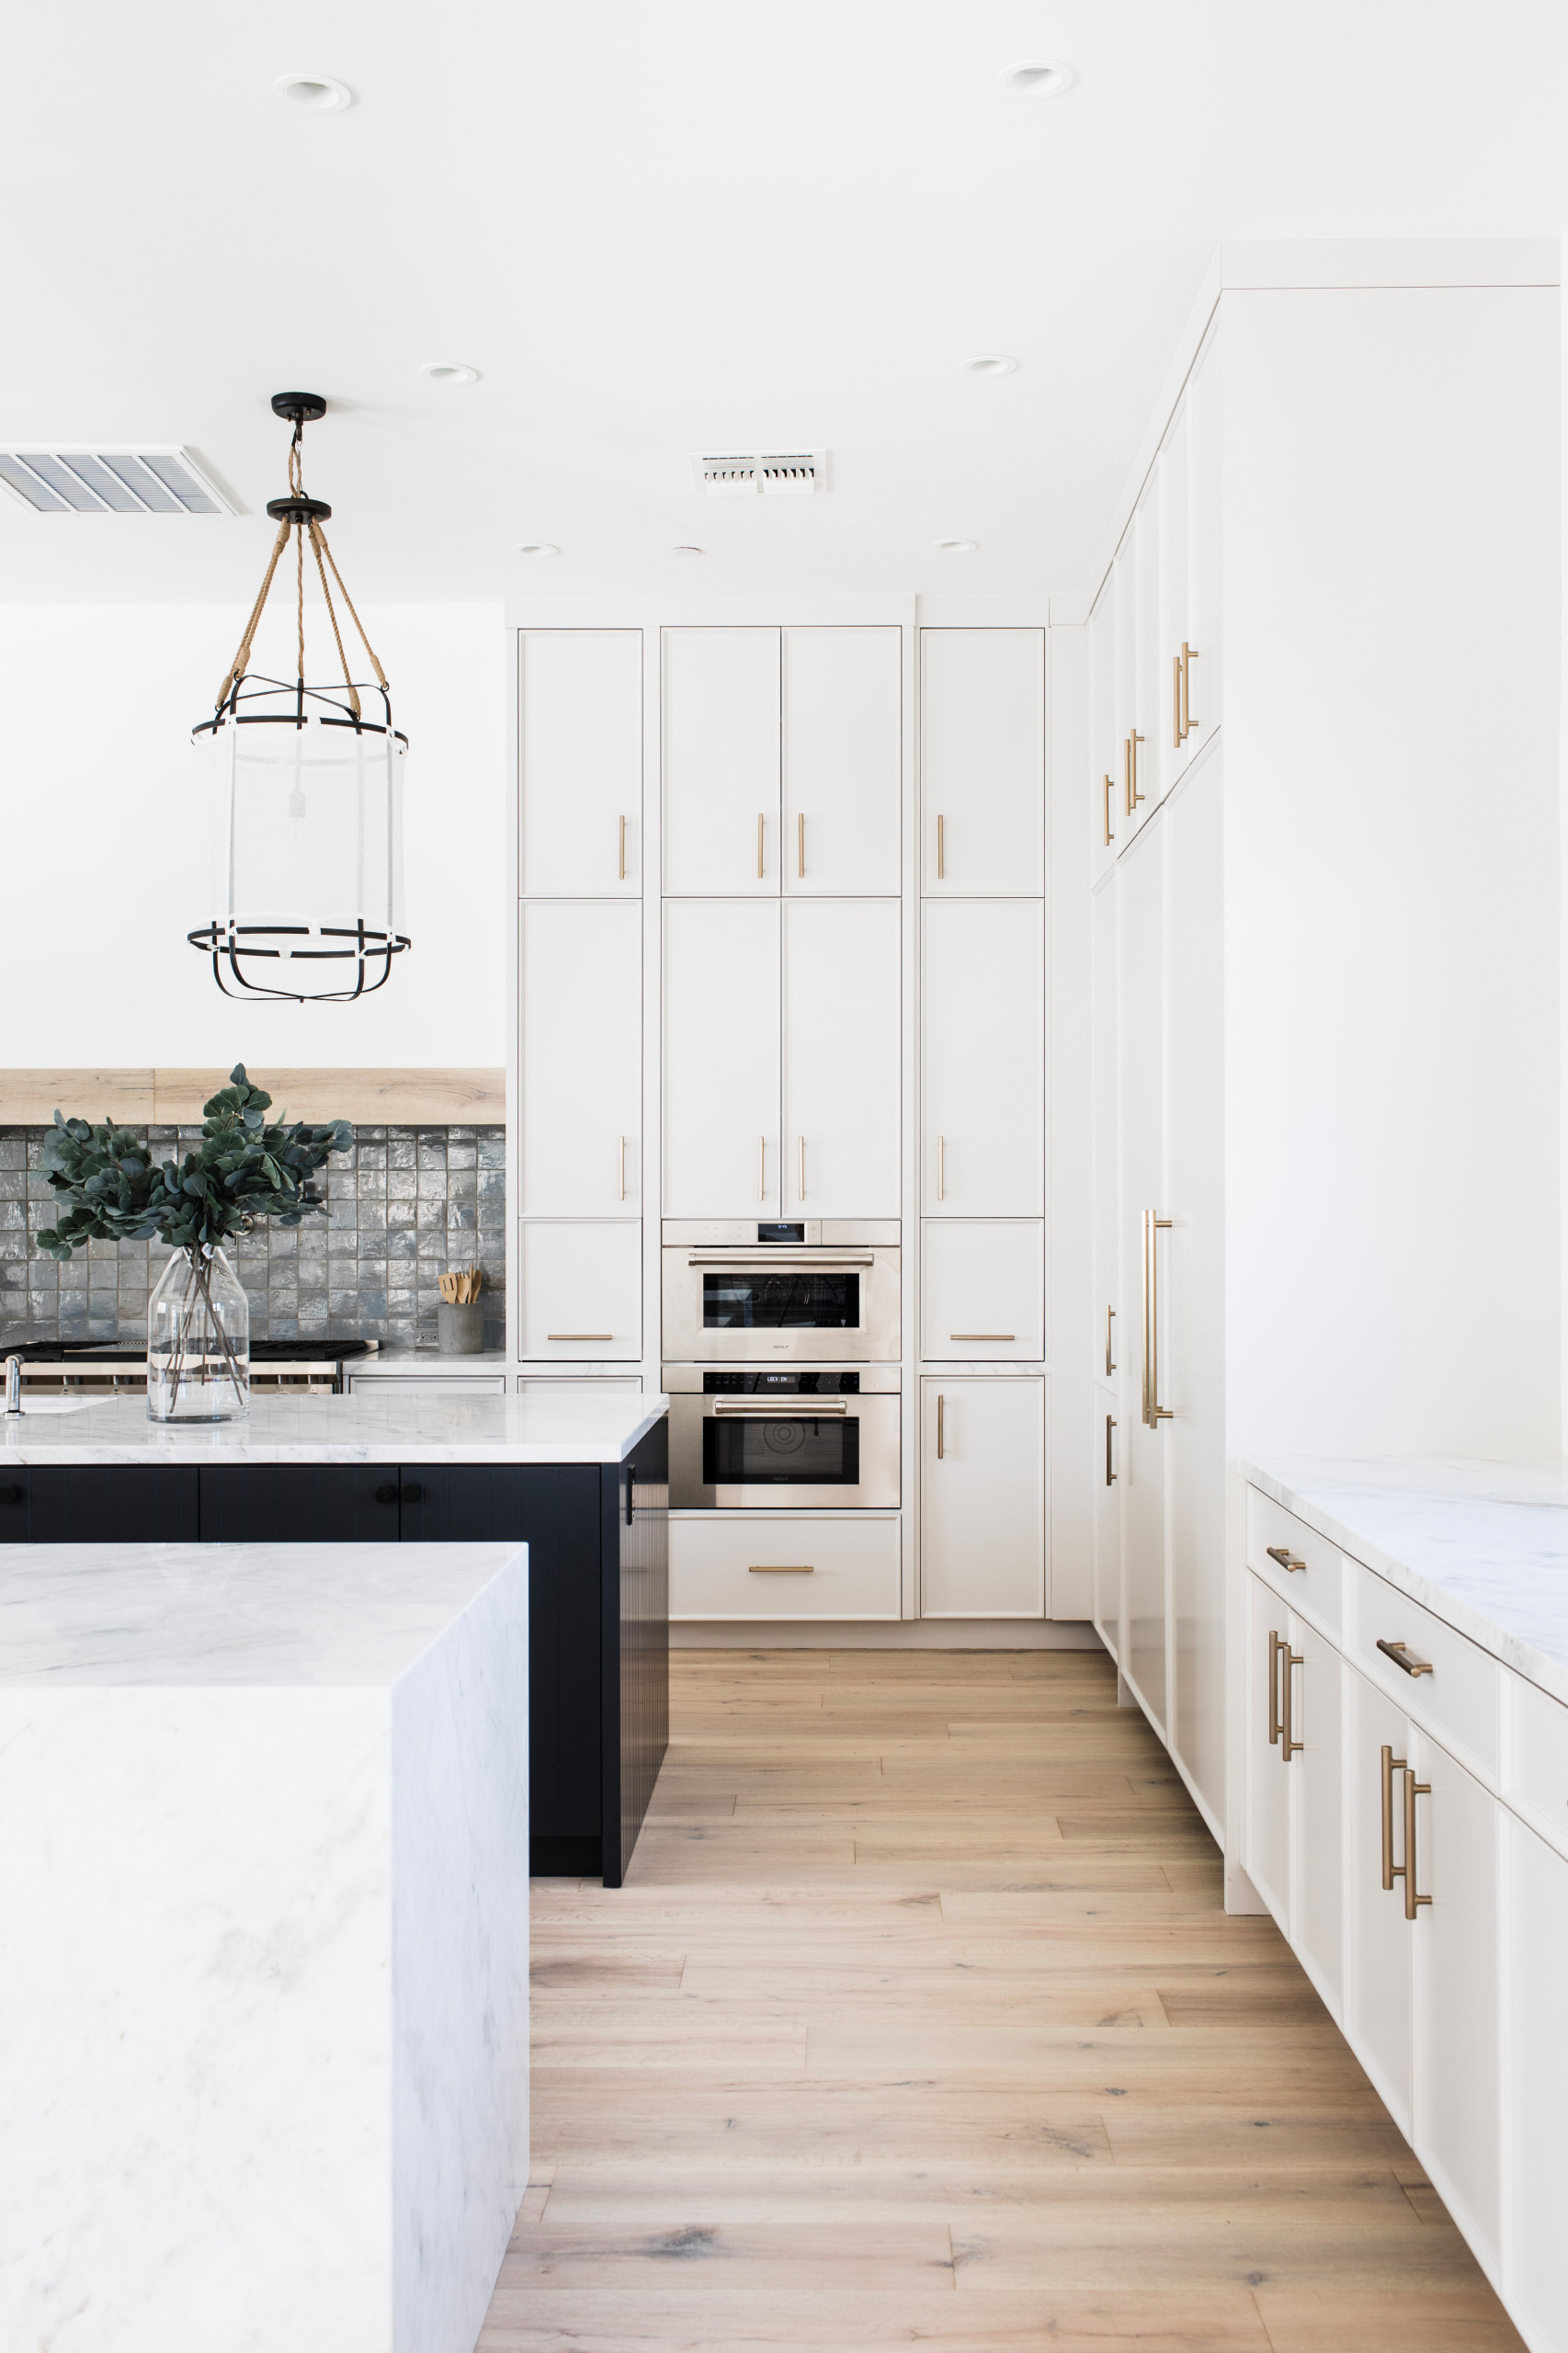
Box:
(689, 449, 827, 497)
(0, 447, 234, 516)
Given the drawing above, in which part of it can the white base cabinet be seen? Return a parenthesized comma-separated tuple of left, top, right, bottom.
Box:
(919, 1378, 1045, 1619)
(671, 1517, 901, 1621)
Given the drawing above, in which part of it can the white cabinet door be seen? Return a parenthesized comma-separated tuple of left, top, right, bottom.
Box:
(1186, 320, 1221, 756)
(1290, 1615, 1345, 2020)
(1093, 1389, 1121, 1660)
(1117, 812, 1165, 1733)
(1112, 533, 1141, 844)
(518, 901, 642, 1214)
(921, 899, 1044, 1214)
(518, 629, 642, 896)
(919, 629, 1045, 893)
(517, 1221, 642, 1360)
(1158, 400, 1194, 786)
(1133, 478, 1165, 816)
(1245, 1572, 1291, 1930)
(782, 898, 900, 1218)
(1164, 749, 1225, 1834)
(1506, 1812, 1568, 2352)
(920, 1377, 1045, 1618)
(1411, 1726, 1501, 2279)
(782, 627, 901, 895)
(1345, 1665, 1414, 2135)
(663, 899, 780, 1217)
(662, 628, 780, 894)
(1091, 875, 1119, 1385)
(1088, 581, 1118, 884)
(920, 1221, 1044, 1361)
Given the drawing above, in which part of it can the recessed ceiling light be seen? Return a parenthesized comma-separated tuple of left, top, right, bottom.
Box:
(517, 543, 561, 557)
(418, 361, 481, 386)
(671, 545, 704, 556)
(934, 539, 978, 555)
(998, 60, 1074, 97)
(273, 72, 354, 113)
(962, 355, 1018, 378)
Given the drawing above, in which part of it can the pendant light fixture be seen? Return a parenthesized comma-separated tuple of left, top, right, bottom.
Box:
(189, 392, 410, 1001)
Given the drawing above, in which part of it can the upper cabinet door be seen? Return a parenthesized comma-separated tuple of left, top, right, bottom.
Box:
(519, 630, 642, 895)
(921, 897, 1044, 1215)
(1088, 580, 1118, 885)
(1132, 479, 1165, 818)
(663, 897, 780, 1217)
(783, 898, 900, 1217)
(1111, 533, 1142, 845)
(662, 628, 780, 894)
(519, 901, 642, 1214)
(782, 628, 902, 895)
(920, 629, 1045, 893)
(1186, 320, 1222, 756)
(1159, 400, 1196, 784)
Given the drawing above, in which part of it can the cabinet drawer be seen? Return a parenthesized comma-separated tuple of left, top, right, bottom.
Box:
(1347, 1561, 1499, 1780)
(1246, 1487, 1343, 1637)
(1506, 1672, 1568, 1864)
(517, 1221, 642, 1360)
(671, 1516, 900, 1620)
(920, 1220, 1044, 1360)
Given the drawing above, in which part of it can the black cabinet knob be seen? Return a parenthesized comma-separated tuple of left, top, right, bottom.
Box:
(401, 1481, 423, 1505)
(0, 1484, 20, 1506)
(374, 1483, 399, 1506)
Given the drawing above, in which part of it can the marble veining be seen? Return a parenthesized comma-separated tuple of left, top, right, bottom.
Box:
(1246, 1454, 1568, 1709)
(0, 1385, 665, 1465)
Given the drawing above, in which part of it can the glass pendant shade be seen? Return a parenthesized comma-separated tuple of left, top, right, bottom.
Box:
(190, 679, 409, 1000)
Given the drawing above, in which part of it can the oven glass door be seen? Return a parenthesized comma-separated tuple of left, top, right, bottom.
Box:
(704, 1407, 861, 1488)
(702, 1270, 859, 1332)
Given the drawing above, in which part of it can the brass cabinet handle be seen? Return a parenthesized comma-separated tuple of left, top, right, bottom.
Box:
(619, 813, 627, 881)
(1105, 1413, 1117, 1487)
(1282, 1644, 1303, 1761)
(756, 813, 766, 878)
(1126, 729, 1145, 813)
(1378, 1638, 1434, 1678)
(936, 1392, 945, 1459)
(1172, 654, 1183, 749)
(1403, 1769, 1432, 1921)
(749, 1563, 814, 1573)
(1102, 773, 1115, 847)
(1381, 1744, 1409, 1893)
(798, 811, 805, 878)
(1268, 1629, 1284, 1747)
(547, 1333, 613, 1341)
(937, 813, 945, 879)
(952, 1334, 1014, 1341)
(798, 1136, 805, 1200)
(758, 1134, 766, 1201)
(1267, 1544, 1306, 1574)
(1182, 643, 1199, 736)
(619, 1135, 628, 1201)
(937, 1134, 946, 1201)
(1106, 1303, 1116, 1376)
(1142, 1210, 1173, 1426)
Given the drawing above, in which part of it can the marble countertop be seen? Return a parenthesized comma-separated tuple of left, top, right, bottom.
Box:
(343, 1349, 510, 1377)
(0, 1539, 527, 1687)
(0, 1389, 665, 1467)
(1245, 1454, 1568, 1707)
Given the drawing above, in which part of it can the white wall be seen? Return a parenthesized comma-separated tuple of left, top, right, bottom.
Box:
(0, 600, 506, 1067)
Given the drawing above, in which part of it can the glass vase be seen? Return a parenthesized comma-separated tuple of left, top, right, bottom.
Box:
(147, 1245, 250, 1423)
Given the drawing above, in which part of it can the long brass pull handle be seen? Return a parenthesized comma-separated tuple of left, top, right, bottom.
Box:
(936, 1392, 945, 1459)
(758, 1135, 766, 1201)
(798, 1136, 805, 1200)
(619, 1135, 627, 1200)
(1106, 1304, 1116, 1376)
(1183, 643, 1199, 735)
(1381, 1744, 1408, 1893)
(1404, 1773, 1432, 1921)
(1267, 1545, 1306, 1574)
(1172, 654, 1183, 749)
(548, 1333, 613, 1341)
(1102, 773, 1114, 847)
(618, 813, 627, 881)
(1283, 1647, 1303, 1760)
(937, 813, 945, 879)
(1267, 1630, 1283, 1747)
(798, 812, 805, 878)
(1123, 734, 1132, 818)
(1129, 730, 1145, 810)
(1105, 1414, 1117, 1487)
(749, 1563, 814, 1573)
(937, 1135, 945, 1201)
(1378, 1638, 1435, 1679)
(1142, 1211, 1172, 1426)
(756, 813, 766, 878)
(952, 1334, 1014, 1341)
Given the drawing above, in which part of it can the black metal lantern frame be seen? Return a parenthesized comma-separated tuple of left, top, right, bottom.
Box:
(188, 393, 412, 1003)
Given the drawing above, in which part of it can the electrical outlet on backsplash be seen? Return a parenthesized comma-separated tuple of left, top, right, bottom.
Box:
(0, 1125, 506, 1352)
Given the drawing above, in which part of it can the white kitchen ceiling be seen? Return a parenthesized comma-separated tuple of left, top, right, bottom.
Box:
(2, 0, 1564, 604)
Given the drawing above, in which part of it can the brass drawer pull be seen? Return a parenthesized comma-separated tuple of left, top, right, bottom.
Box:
(547, 1333, 613, 1341)
(750, 1563, 814, 1574)
(618, 813, 628, 880)
(1378, 1638, 1435, 1678)
(1105, 1303, 1116, 1376)
(950, 1334, 1014, 1341)
(798, 811, 806, 878)
(1267, 1545, 1306, 1574)
(757, 812, 766, 878)
(937, 813, 945, 879)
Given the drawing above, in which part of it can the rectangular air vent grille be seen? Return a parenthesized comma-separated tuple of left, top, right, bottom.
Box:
(0, 447, 233, 515)
(690, 449, 827, 497)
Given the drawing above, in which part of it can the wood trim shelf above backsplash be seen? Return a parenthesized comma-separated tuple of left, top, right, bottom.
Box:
(0, 1070, 506, 1127)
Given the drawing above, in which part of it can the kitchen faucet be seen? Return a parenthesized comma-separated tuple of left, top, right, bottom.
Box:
(3, 1354, 20, 1416)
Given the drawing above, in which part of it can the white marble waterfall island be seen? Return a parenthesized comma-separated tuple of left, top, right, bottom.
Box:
(0, 1537, 530, 2353)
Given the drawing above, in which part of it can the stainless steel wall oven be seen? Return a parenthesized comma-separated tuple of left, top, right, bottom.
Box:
(665, 1366, 901, 1510)
(663, 1222, 899, 1364)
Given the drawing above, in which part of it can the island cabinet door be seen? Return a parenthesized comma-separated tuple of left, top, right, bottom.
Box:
(197, 1464, 402, 1542)
(0, 1464, 199, 1542)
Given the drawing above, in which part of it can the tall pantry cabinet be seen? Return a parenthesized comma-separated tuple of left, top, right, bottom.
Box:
(1083, 242, 1560, 1852)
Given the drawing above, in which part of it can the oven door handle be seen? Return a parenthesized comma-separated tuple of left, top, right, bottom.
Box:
(685, 1254, 877, 1270)
(710, 1399, 853, 1415)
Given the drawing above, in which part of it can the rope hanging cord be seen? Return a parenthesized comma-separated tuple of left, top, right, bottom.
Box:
(212, 419, 389, 716)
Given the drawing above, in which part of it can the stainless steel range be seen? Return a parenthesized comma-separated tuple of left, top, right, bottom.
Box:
(662, 1220, 900, 1364)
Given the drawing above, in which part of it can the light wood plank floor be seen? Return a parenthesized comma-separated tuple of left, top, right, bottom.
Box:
(480, 1648, 1523, 2353)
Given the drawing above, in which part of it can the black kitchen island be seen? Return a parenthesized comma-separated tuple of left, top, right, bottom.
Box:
(0, 1389, 668, 1884)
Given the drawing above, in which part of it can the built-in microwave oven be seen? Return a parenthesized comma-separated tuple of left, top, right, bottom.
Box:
(662, 1221, 900, 1364)
(664, 1365, 901, 1510)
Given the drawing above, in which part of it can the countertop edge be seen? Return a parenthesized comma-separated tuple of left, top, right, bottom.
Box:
(0, 1401, 667, 1468)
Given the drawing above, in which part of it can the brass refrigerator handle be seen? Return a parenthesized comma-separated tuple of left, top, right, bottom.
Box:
(1381, 1744, 1408, 1893)
(1142, 1211, 1173, 1426)
(1404, 1771, 1432, 1921)
(936, 1392, 945, 1459)
(1283, 1646, 1303, 1761)
(1267, 1629, 1283, 1746)
(1103, 772, 1115, 847)
(1106, 1303, 1117, 1376)
(618, 813, 627, 880)
(798, 811, 805, 878)
(937, 813, 946, 879)
(1105, 1413, 1117, 1486)
(1172, 654, 1183, 749)
(757, 813, 765, 879)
